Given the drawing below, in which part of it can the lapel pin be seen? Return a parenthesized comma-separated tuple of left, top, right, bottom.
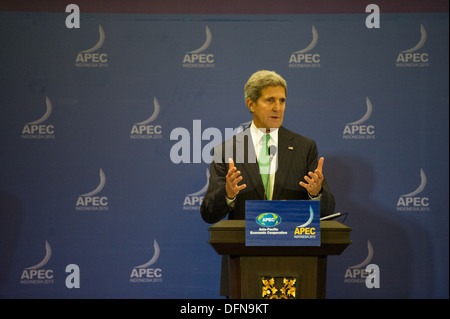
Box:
(288, 146, 294, 150)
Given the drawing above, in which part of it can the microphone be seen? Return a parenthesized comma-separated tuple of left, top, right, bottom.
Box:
(264, 145, 277, 200)
(269, 145, 277, 158)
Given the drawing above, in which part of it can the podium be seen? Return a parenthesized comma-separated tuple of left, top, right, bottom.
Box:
(208, 220, 351, 299)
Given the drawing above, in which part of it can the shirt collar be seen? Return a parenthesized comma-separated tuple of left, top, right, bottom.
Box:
(250, 121, 279, 146)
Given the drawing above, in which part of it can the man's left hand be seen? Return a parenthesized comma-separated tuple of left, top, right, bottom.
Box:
(299, 157, 324, 196)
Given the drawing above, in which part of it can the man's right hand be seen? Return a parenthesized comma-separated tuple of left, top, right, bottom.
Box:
(225, 158, 247, 199)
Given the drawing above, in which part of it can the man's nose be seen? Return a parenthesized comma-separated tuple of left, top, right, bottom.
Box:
(272, 101, 282, 111)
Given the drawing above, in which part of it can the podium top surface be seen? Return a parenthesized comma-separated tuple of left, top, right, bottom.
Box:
(208, 219, 246, 230)
(208, 219, 352, 256)
(208, 219, 350, 231)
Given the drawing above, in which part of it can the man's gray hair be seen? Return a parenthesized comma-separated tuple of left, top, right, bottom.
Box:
(244, 70, 287, 103)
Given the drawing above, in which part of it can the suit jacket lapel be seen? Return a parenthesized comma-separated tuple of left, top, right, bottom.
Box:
(273, 127, 295, 200)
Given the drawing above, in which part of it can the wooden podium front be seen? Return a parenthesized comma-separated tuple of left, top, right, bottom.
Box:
(208, 220, 352, 299)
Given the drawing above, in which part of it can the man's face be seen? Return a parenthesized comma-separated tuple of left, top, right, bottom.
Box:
(247, 85, 286, 131)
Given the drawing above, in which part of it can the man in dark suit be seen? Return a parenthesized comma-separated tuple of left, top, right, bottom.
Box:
(200, 70, 335, 296)
(201, 70, 335, 223)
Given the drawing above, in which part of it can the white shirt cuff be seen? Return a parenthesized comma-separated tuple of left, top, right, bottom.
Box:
(308, 192, 322, 200)
(225, 196, 236, 208)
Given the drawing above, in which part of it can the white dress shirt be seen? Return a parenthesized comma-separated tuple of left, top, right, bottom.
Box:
(226, 121, 321, 206)
(249, 121, 278, 200)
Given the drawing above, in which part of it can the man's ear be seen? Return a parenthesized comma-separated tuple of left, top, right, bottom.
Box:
(246, 98, 255, 113)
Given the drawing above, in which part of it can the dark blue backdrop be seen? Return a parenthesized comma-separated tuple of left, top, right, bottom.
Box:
(0, 5, 448, 299)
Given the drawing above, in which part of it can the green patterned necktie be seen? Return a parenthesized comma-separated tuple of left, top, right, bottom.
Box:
(258, 134, 271, 200)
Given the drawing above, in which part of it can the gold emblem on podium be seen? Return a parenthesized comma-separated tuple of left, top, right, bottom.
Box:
(261, 277, 296, 299)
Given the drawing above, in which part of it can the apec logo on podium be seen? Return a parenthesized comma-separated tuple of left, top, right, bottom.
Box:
(246, 201, 320, 246)
(293, 205, 317, 239)
(256, 213, 282, 227)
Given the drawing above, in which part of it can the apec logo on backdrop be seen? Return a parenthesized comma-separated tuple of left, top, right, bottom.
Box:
(183, 25, 215, 68)
(130, 97, 163, 139)
(344, 240, 380, 289)
(22, 96, 55, 140)
(20, 240, 81, 289)
(397, 169, 430, 212)
(396, 24, 429, 68)
(289, 25, 320, 68)
(20, 241, 54, 285)
(75, 25, 108, 68)
(342, 97, 375, 140)
(183, 168, 209, 211)
(130, 240, 163, 283)
(75, 168, 109, 211)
